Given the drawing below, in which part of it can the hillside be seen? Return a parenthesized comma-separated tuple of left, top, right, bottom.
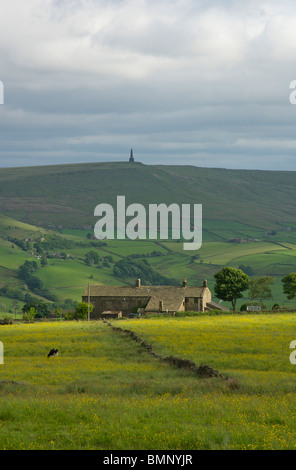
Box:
(1, 162, 296, 242)
(1, 161, 296, 313)
(0, 210, 295, 313)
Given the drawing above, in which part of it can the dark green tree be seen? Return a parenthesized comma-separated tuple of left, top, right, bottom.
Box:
(282, 273, 296, 300)
(214, 267, 250, 311)
(40, 254, 48, 267)
(238, 264, 254, 276)
(84, 251, 100, 266)
(22, 300, 50, 318)
(18, 260, 38, 281)
(26, 276, 44, 292)
(113, 258, 176, 285)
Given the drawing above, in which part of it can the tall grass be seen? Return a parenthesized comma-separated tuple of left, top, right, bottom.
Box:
(0, 317, 296, 449)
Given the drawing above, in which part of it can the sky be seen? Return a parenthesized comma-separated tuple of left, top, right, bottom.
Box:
(1, 0, 296, 170)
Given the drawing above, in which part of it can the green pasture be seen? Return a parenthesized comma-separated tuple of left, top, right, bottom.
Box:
(1, 210, 296, 309)
(1, 315, 296, 449)
(99, 239, 169, 257)
(0, 296, 23, 317)
(0, 239, 29, 270)
(61, 228, 92, 238)
(0, 213, 43, 237)
(202, 219, 264, 242)
(36, 259, 125, 302)
(2, 235, 296, 308)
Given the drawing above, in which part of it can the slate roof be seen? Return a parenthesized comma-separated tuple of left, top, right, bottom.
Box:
(82, 283, 208, 312)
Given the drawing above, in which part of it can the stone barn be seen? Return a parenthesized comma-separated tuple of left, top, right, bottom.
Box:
(82, 278, 224, 319)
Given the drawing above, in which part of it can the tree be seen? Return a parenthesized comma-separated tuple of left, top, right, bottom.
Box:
(18, 260, 38, 280)
(63, 298, 77, 309)
(26, 276, 44, 292)
(55, 306, 62, 318)
(73, 302, 93, 321)
(84, 251, 100, 266)
(22, 301, 50, 318)
(18, 260, 44, 294)
(113, 258, 176, 285)
(40, 254, 48, 267)
(214, 267, 250, 311)
(248, 276, 274, 302)
(22, 307, 37, 323)
(238, 264, 254, 276)
(282, 273, 296, 300)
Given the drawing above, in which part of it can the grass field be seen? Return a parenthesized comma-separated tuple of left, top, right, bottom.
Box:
(1, 315, 296, 450)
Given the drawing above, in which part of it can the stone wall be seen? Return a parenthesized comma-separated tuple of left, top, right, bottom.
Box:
(184, 297, 201, 312)
(82, 295, 150, 319)
(103, 320, 229, 381)
(201, 287, 212, 311)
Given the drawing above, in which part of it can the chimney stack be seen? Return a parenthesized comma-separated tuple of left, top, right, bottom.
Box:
(136, 278, 141, 287)
(183, 277, 187, 287)
(203, 280, 207, 288)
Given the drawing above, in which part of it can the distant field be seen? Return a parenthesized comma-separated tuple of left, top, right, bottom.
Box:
(1, 315, 296, 450)
(1, 210, 296, 311)
(0, 213, 43, 236)
(1, 234, 296, 309)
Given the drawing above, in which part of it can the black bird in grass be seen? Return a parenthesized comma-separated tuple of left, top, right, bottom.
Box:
(47, 348, 58, 358)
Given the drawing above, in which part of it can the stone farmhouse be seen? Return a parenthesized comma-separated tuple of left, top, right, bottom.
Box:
(82, 278, 227, 319)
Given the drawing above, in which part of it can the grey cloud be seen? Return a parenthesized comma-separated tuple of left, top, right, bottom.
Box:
(0, 0, 296, 169)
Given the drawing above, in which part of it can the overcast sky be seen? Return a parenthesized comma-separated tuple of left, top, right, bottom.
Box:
(1, 0, 296, 170)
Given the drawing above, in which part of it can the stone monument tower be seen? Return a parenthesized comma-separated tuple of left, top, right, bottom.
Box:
(129, 148, 134, 162)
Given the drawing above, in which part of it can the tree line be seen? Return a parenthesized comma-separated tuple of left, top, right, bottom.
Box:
(17, 260, 57, 302)
(113, 258, 176, 286)
(214, 267, 296, 311)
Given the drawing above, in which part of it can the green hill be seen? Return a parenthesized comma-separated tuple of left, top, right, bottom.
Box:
(1, 161, 296, 312)
(1, 162, 296, 241)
